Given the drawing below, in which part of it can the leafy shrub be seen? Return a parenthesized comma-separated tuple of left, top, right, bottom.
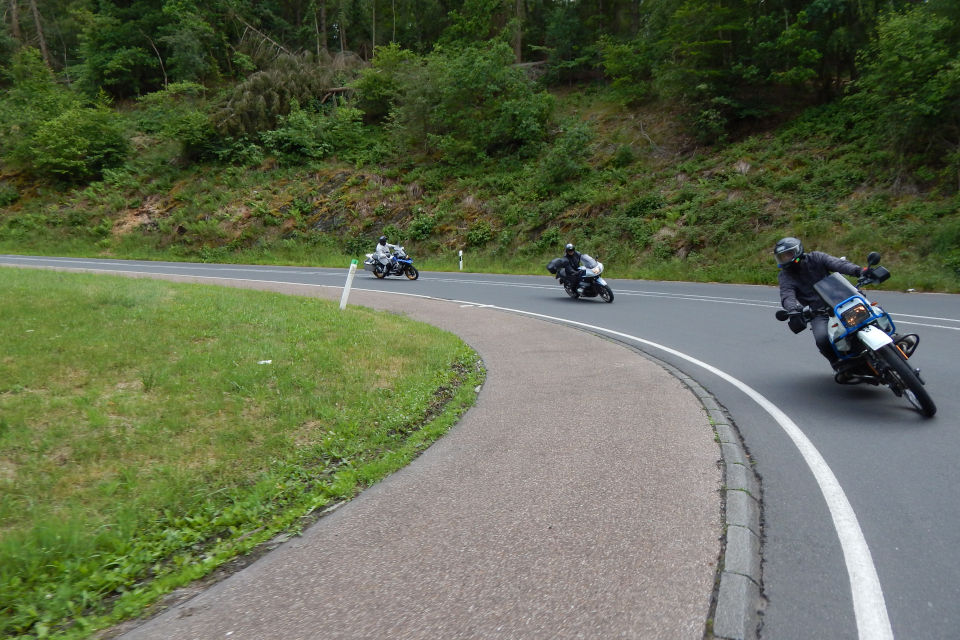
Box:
(390, 42, 554, 162)
(261, 103, 366, 164)
(537, 120, 593, 188)
(466, 220, 492, 246)
(0, 49, 80, 166)
(27, 107, 130, 182)
(408, 211, 437, 240)
(261, 103, 334, 162)
(351, 44, 420, 122)
(623, 193, 665, 218)
(597, 35, 654, 105)
(609, 144, 636, 168)
(0, 183, 19, 207)
(846, 5, 960, 164)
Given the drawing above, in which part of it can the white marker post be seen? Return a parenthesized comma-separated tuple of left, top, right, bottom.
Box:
(340, 259, 358, 310)
(459, 249, 463, 271)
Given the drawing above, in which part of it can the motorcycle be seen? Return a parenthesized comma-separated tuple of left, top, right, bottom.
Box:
(546, 254, 614, 303)
(363, 246, 419, 280)
(775, 252, 936, 417)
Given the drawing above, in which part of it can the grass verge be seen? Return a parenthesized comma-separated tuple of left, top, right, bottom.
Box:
(0, 267, 484, 639)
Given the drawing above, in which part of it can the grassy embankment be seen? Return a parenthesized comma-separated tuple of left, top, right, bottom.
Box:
(1, 90, 958, 292)
(0, 267, 483, 639)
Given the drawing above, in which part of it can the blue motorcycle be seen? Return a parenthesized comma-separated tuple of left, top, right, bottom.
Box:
(776, 252, 935, 417)
(363, 246, 419, 280)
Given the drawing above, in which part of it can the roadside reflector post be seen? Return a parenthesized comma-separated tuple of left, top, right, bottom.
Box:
(459, 249, 463, 271)
(340, 259, 358, 310)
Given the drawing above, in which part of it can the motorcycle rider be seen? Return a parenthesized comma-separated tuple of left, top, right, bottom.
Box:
(775, 236, 871, 375)
(563, 243, 584, 293)
(374, 235, 398, 274)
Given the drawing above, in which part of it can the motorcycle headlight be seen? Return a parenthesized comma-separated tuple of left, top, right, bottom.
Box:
(592, 263, 603, 275)
(840, 303, 871, 328)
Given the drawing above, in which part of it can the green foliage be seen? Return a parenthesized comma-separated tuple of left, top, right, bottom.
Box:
(597, 35, 653, 105)
(351, 44, 420, 122)
(26, 107, 130, 182)
(441, 0, 515, 46)
(536, 119, 593, 188)
(261, 102, 335, 162)
(0, 182, 19, 206)
(408, 210, 437, 240)
(0, 49, 81, 166)
(466, 219, 493, 246)
(389, 42, 554, 163)
(846, 6, 960, 165)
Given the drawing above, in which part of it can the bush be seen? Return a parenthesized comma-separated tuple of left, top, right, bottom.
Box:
(537, 120, 593, 188)
(466, 220, 492, 246)
(0, 183, 19, 207)
(408, 211, 437, 240)
(390, 42, 555, 162)
(260, 103, 366, 164)
(27, 107, 130, 182)
(846, 6, 960, 165)
(351, 44, 419, 122)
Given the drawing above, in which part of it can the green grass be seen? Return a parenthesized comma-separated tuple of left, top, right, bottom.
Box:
(0, 267, 483, 639)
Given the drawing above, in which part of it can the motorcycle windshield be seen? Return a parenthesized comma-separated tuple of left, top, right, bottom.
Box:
(580, 254, 598, 269)
(813, 272, 860, 307)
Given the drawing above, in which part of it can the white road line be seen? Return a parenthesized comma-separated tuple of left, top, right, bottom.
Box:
(7, 261, 892, 640)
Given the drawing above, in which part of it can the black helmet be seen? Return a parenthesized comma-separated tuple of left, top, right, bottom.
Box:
(565, 243, 575, 254)
(378, 235, 387, 245)
(774, 237, 803, 268)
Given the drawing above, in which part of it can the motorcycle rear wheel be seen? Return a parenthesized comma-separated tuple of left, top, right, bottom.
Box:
(373, 265, 386, 279)
(405, 266, 419, 280)
(877, 344, 936, 417)
(599, 285, 614, 303)
(563, 284, 579, 299)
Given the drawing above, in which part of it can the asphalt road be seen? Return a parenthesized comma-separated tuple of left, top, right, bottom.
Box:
(3, 255, 959, 639)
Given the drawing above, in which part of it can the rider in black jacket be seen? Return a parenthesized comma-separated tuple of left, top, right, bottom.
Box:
(775, 237, 868, 370)
(563, 243, 583, 292)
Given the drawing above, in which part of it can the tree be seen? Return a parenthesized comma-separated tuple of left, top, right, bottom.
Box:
(847, 5, 960, 167)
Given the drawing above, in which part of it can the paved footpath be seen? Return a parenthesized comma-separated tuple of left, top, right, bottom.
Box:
(109, 279, 723, 640)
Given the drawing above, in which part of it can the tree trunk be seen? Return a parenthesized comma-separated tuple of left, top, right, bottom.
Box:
(371, 0, 375, 56)
(319, 0, 328, 53)
(27, 0, 51, 66)
(10, 0, 21, 43)
(513, 0, 523, 63)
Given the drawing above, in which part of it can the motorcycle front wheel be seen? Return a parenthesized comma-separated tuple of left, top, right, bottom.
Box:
(599, 285, 614, 303)
(877, 344, 936, 417)
(405, 266, 419, 280)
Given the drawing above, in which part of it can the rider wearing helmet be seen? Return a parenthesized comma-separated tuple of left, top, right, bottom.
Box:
(374, 234, 398, 272)
(563, 243, 583, 292)
(775, 236, 868, 370)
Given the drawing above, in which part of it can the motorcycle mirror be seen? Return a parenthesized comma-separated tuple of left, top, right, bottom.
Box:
(867, 251, 881, 266)
(775, 309, 789, 321)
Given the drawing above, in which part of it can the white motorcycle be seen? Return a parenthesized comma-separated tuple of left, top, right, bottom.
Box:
(546, 254, 614, 303)
(776, 252, 936, 417)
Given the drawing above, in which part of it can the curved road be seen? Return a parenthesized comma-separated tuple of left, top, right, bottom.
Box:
(3, 255, 959, 639)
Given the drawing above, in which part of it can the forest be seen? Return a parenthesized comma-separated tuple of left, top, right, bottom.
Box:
(1, 0, 959, 287)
